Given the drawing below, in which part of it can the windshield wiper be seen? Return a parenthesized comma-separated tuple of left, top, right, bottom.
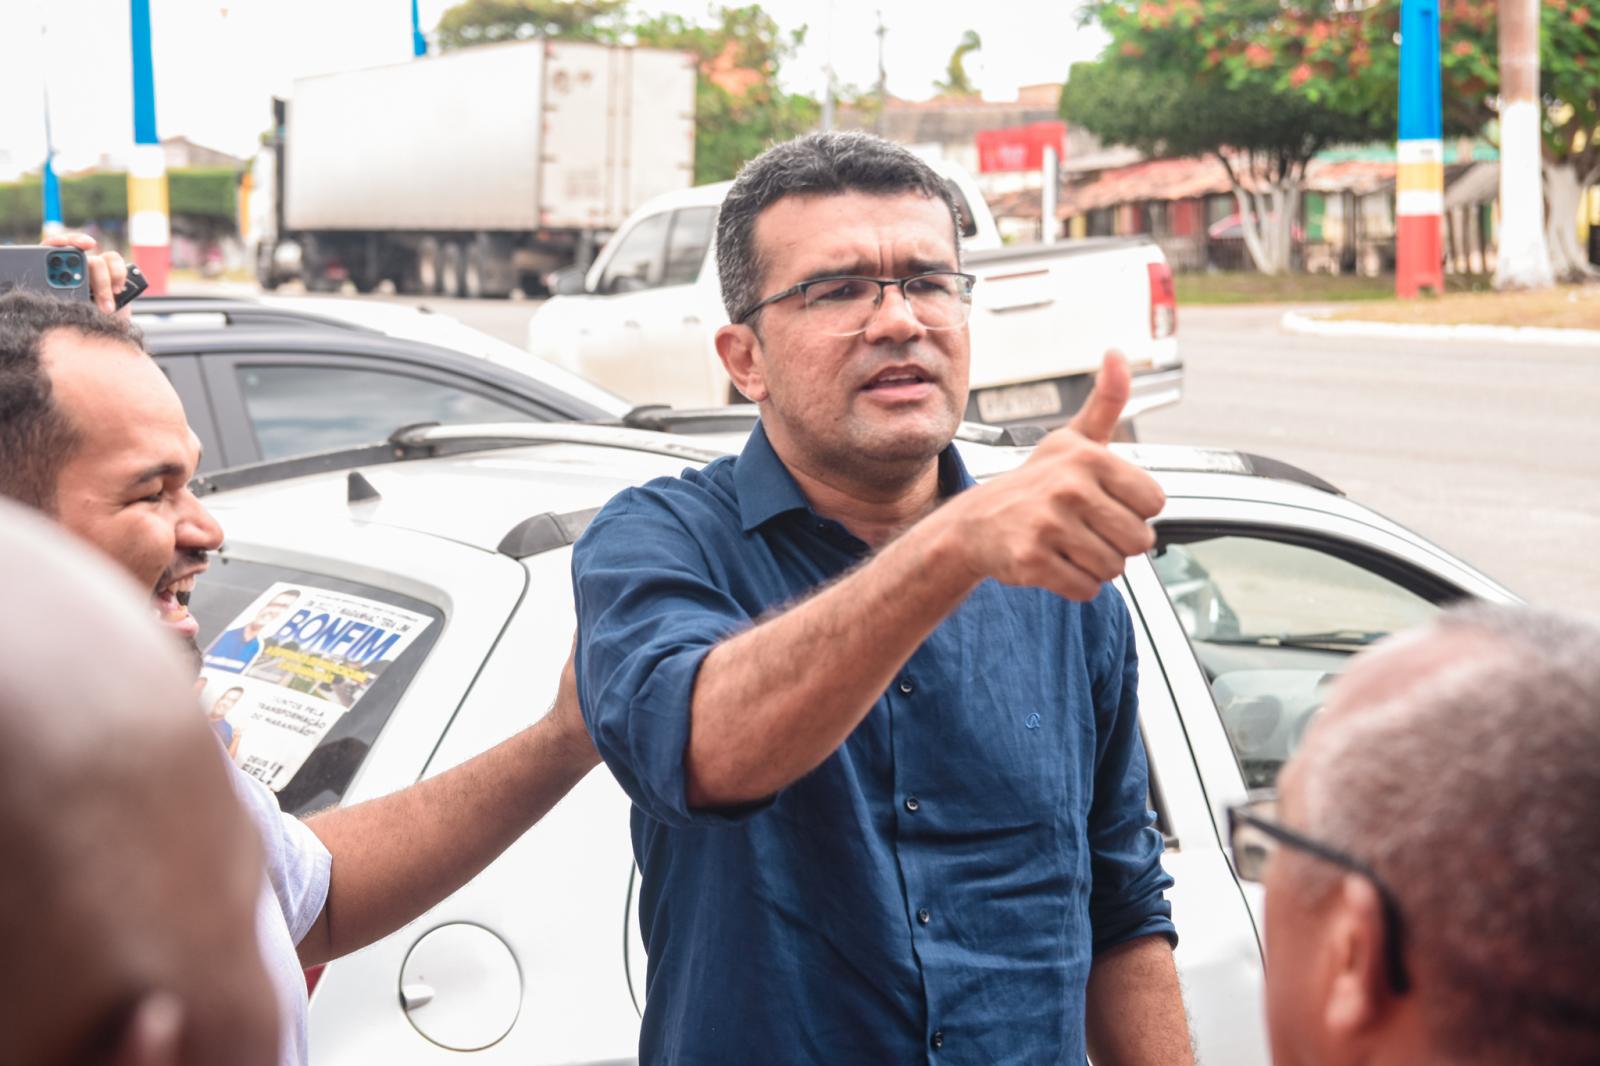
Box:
(1200, 629, 1388, 651)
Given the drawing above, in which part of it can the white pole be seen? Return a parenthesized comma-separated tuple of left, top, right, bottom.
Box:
(1041, 146, 1059, 244)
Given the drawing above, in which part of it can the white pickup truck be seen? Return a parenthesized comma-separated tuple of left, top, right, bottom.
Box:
(527, 163, 1182, 429)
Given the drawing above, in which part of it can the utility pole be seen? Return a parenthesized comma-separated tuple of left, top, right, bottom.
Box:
(127, 0, 170, 293)
(820, 0, 836, 131)
(1395, 0, 1443, 297)
(875, 11, 887, 136)
(1493, 0, 1554, 290)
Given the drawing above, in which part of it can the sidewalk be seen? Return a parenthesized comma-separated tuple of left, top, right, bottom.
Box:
(1281, 283, 1600, 348)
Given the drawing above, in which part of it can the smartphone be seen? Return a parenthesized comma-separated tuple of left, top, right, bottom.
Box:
(0, 245, 92, 301)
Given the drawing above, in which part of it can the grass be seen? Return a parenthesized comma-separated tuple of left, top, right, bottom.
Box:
(1322, 283, 1600, 330)
(1174, 271, 1504, 305)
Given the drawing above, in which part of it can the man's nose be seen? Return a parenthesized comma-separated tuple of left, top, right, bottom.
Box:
(177, 489, 224, 552)
(861, 283, 925, 344)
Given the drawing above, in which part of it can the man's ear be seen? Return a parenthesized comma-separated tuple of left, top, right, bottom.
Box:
(715, 323, 767, 403)
(1321, 875, 1398, 1040)
(108, 994, 185, 1066)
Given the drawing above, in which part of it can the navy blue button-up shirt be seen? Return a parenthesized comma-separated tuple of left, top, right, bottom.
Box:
(573, 424, 1175, 1065)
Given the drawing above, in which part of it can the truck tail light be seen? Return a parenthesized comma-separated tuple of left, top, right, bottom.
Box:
(1148, 262, 1177, 339)
(305, 964, 326, 999)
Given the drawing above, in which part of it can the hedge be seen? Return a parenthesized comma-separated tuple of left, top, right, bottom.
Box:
(0, 167, 238, 234)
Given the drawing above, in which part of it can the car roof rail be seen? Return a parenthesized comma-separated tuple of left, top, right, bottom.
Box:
(619, 404, 1045, 448)
(191, 421, 735, 496)
(1114, 444, 1343, 496)
(132, 298, 383, 334)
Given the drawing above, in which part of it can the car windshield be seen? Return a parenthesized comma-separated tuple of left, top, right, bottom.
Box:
(1153, 531, 1445, 790)
(189, 556, 444, 816)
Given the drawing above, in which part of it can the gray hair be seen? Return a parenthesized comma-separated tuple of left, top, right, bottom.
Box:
(1296, 602, 1600, 1065)
(714, 131, 963, 325)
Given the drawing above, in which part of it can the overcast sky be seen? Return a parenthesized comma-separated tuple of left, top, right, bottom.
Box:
(0, 1, 1106, 177)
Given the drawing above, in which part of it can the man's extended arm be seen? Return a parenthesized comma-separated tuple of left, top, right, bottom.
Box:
(1085, 934, 1194, 1066)
(684, 360, 1164, 808)
(296, 654, 598, 967)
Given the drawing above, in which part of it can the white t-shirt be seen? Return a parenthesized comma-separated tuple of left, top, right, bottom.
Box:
(226, 755, 333, 1066)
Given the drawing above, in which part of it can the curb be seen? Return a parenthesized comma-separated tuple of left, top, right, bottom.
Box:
(1281, 309, 1600, 349)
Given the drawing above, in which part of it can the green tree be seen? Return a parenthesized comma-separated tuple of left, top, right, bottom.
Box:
(435, 0, 629, 49)
(1237, 0, 1600, 279)
(932, 30, 982, 97)
(1062, 1, 1382, 274)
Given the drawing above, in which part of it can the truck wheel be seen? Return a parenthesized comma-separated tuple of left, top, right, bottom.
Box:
(463, 243, 485, 299)
(441, 242, 464, 299)
(416, 238, 442, 295)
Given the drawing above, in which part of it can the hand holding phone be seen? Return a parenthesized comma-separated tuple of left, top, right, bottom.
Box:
(0, 245, 92, 302)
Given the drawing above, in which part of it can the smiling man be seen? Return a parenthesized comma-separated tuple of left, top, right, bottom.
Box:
(574, 132, 1190, 1065)
(0, 286, 600, 1066)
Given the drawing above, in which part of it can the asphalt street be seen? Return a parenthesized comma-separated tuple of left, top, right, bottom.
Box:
(297, 291, 1599, 614)
(1138, 304, 1599, 613)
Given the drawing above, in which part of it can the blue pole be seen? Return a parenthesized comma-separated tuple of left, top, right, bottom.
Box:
(1395, 0, 1444, 297)
(128, 0, 170, 292)
(412, 0, 428, 56)
(40, 32, 62, 235)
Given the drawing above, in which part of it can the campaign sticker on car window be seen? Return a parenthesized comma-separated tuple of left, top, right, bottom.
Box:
(199, 582, 433, 791)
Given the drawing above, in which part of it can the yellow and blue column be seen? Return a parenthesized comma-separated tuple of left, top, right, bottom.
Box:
(128, 0, 169, 293)
(1396, 0, 1444, 297)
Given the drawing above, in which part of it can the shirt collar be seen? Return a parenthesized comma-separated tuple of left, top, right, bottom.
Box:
(735, 420, 978, 534)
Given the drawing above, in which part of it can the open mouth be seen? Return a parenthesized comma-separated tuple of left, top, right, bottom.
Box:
(862, 366, 935, 399)
(153, 574, 200, 639)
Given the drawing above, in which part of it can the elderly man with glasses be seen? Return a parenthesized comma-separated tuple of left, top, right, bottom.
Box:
(573, 131, 1191, 1065)
(1228, 602, 1600, 1066)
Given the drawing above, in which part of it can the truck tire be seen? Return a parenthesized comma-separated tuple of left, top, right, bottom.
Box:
(441, 242, 464, 299)
(415, 238, 442, 295)
(463, 243, 485, 300)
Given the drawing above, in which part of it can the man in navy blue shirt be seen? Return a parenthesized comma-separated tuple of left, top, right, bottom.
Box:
(574, 131, 1190, 1065)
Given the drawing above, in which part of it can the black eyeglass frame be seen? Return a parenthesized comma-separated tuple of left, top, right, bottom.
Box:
(733, 270, 979, 332)
(1227, 799, 1412, 995)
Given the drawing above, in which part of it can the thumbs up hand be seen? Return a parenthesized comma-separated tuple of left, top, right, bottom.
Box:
(943, 351, 1164, 602)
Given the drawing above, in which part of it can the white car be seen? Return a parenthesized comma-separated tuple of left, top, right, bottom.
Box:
(187, 420, 1515, 1064)
(528, 161, 1182, 427)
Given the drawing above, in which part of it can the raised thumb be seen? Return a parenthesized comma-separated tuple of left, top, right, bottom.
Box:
(1067, 351, 1132, 444)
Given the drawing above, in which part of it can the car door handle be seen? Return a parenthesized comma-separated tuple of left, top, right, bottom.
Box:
(623, 320, 641, 329)
(683, 315, 700, 326)
(400, 982, 436, 1010)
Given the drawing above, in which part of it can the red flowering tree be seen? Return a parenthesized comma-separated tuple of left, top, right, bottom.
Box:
(1065, 0, 1600, 276)
(1198, 0, 1599, 278)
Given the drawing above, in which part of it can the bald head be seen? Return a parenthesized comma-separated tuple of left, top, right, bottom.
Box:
(1271, 603, 1600, 1066)
(0, 500, 277, 1066)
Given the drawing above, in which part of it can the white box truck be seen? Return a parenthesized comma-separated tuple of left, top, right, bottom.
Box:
(252, 40, 697, 297)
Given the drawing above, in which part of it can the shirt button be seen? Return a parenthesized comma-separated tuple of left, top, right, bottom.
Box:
(917, 907, 931, 925)
(898, 678, 914, 695)
(930, 1030, 944, 1050)
(904, 795, 920, 812)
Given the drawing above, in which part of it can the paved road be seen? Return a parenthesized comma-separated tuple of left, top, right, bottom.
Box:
(1139, 305, 1599, 612)
(286, 291, 1599, 613)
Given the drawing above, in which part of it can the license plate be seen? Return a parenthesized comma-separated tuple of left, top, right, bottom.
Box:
(976, 381, 1062, 423)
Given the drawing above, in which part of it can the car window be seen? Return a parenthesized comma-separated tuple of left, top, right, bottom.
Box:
(598, 211, 670, 294)
(189, 558, 444, 817)
(236, 363, 536, 460)
(663, 206, 717, 287)
(1152, 528, 1448, 790)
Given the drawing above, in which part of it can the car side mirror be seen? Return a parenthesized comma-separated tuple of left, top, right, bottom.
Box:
(549, 266, 589, 296)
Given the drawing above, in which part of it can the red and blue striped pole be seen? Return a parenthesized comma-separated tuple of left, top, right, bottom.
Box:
(1395, 0, 1444, 298)
(128, 0, 169, 294)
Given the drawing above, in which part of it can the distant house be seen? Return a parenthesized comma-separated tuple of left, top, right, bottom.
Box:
(160, 136, 243, 171)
